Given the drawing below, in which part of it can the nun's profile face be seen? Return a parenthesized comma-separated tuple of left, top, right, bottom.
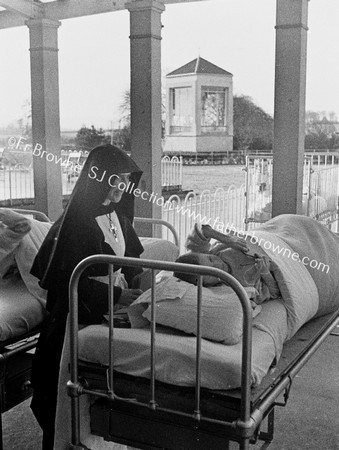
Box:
(106, 173, 131, 203)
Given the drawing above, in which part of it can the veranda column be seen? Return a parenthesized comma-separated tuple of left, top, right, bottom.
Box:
(272, 0, 309, 216)
(26, 18, 63, 220)
(127, 0, 165, 235)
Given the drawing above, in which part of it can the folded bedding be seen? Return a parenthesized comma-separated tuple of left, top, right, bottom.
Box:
(241, 214, 339, 339)
(0, 208, 51, 306)
(258, 214, 339, 318)
(0, 208, 51, 341)
(247, 229, 319, 338)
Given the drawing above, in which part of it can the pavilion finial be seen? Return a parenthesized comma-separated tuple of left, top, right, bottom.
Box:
(195, 55, 200, 73)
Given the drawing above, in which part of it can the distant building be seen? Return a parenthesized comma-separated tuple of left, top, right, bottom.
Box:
(163, 56, 233, 155)
(306, 120, 339, 137)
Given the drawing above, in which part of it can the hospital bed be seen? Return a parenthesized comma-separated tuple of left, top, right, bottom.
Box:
(0, 208, 179, 449)
(0, 208, 50, 450)
(65, 254, 339, 450)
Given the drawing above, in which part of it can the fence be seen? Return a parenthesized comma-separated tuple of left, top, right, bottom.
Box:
(244, 155, 313, 226)
(244, 153, 339, 226)
(0, 163, 78, 200)
(161, 155, 183, 188)
(162, 185, 246, 253)
(162, 153, 339, 252)
(1, 152, 339, 253)
(0, 164, 34, 202)
(0, 154, 183, 202)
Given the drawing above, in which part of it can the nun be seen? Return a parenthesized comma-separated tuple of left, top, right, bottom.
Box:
(30, 144, 144, 449)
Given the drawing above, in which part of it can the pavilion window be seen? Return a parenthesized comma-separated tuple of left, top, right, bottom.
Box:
(201, 86, 227, 133)
(170, 87, 193, 134)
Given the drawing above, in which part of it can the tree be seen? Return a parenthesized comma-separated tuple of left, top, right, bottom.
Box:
(233, 95, 273, 150)
(304, 130, 331, 150)
(305, 110, 339, 149)
(119, 90, 131, 128)
(114, 89, 166, 152)
(112, 90, 132, 152)
(75, 125, 110, 152)
(112, 125, 131, 152)
(16, 98, 32, 139)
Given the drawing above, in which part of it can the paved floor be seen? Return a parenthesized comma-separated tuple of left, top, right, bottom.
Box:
(3, 329, 339, 450)
(2, 398, 42, 450)
(250, 327, 339, 450)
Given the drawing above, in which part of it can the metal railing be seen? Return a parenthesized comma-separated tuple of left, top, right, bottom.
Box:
(0, 154, 184, 202)
(162, 185, 246, 253)
(2, 152, 339, 251)
(161, 155, 183, 188)
(244, 153, 339, 231)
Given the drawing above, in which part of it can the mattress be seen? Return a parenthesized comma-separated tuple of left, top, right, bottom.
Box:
(0, 276, 45, 342)
(78, 299, 288, 390)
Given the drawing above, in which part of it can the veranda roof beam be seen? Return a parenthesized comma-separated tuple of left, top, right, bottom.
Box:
(0, 0, 43, 19)
(0, 0, 205, 29)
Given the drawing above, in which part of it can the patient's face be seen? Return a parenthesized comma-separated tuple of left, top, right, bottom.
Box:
(197, 253, 230, 286)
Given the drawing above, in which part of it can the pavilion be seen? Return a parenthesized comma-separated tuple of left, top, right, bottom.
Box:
(164, 56, 233, 156)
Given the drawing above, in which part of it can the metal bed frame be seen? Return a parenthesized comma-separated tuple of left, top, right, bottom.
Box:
(67, 254, 339, 450)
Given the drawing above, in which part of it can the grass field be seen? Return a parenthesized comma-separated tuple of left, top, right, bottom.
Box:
(182, 164, 246, 193)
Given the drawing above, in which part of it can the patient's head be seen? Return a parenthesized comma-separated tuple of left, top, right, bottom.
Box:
(174, 252, 230, 286)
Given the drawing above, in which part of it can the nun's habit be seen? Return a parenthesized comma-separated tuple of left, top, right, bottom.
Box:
(30, 145, 144, 448)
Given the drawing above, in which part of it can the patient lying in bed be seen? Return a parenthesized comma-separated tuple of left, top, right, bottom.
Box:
(126, 222, 283, 347)
(128, 213, 338, 348)
(174, 223, 281, 304)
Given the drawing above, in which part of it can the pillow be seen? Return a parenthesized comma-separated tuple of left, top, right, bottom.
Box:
(0, 208, 31, 278)
(140, 237, 180, 263)
(14, 218, 52, 306)
(129, 277, 261, 345)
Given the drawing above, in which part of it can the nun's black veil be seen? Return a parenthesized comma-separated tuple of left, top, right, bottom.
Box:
(31, 144, 143, 290)
(66, 144, 142, 221)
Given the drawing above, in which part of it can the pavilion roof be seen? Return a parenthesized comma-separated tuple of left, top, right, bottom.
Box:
(167, 56, 232, 77)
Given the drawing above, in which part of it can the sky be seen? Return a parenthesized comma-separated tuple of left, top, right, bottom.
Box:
(0, 0, 338, 130)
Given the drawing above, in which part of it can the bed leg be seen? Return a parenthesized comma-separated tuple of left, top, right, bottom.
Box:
(239, 438, 250, 450)
(0, 388, 3, 450)
(0, 412, 3, 450)
(258, 408, 274, 446)
(0, 356, 4, 450)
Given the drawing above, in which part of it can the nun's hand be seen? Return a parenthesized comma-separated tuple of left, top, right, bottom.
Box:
(118, 289, 143, 307)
